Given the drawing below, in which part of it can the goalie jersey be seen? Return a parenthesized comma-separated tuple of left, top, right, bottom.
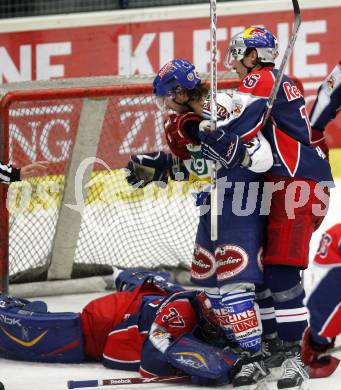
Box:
(307, 224, 341, 341)
(221, 67, 333, 184)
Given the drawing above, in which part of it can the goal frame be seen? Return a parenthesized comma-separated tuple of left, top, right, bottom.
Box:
(0, 76, 240, 296)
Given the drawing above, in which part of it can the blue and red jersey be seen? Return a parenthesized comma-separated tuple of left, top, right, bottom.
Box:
(310, 62, 341, 132)
(80, 282, 199, 377)
(308, 224, 341, 342)
(221, 67, 333, 184)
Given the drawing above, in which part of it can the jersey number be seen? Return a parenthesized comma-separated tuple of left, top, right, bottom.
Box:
(316, 233, 332, 258)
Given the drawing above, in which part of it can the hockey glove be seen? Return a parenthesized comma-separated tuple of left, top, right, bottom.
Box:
(198, 126, 250, 169)
(164, 113, 202, 160)
(301, 326, 335, 366)
(125, 151, 187, 188)
(311, 128, 329, 160)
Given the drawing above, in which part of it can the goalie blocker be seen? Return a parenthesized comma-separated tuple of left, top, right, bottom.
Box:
(0, 270, 238, 385)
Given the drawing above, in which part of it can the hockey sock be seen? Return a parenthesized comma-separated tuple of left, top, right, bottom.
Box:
(220, 283, 262, 352)
(255, 283, 277, 337)
(265, 265, 308, 343)
(204, 288, 235, 342)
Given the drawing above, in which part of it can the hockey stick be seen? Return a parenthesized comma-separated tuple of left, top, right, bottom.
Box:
(67, 375, 190, 389)
(209, 0, 218, 241)
(262, 0, 301, 127)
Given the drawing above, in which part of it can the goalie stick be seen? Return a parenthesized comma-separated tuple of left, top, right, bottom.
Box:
(67, 375, 190, 389)
(209, 0, 218, 241)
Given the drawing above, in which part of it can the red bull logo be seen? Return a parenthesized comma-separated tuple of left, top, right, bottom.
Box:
(243, 27, 266, 39)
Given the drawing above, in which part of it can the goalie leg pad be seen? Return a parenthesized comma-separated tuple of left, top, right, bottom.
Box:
(166, 333, 238, 385)
(0, 294, 84, 363)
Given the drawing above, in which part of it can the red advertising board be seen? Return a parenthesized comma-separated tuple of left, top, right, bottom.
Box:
(0, 4, 340, 146)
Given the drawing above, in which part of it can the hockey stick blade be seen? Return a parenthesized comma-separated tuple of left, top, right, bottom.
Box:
(67, 375, 190, 389)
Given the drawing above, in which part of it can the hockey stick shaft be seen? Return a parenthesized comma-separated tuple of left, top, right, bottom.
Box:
(210, 0, 218, 241)
(67, 375, 190, 389)
(262, 0, 301, 127)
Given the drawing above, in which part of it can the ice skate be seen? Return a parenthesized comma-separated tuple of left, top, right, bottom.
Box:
(262, 335, 285, 380)
(233, 350, 270, 390)
(277, 344, 309, 390)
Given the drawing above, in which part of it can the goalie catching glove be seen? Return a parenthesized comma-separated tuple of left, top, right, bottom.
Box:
(125, 151, 187, 188)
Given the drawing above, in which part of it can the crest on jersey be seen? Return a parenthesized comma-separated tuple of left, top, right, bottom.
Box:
(327, 75, 336, 90)
(162, 308, 185, 327)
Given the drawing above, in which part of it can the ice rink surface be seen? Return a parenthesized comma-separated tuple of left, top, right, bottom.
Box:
(1, 180, 341, 390)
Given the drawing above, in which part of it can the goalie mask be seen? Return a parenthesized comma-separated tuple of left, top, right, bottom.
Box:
(224, 26, 279, 70)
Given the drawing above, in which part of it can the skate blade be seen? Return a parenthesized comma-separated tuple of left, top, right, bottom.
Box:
(232, 380, 270, 390)
(266, 367, 282, 381)
(277, 379, 310, 390)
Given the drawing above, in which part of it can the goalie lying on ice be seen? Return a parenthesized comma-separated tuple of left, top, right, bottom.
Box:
(0, 269, 239, 386)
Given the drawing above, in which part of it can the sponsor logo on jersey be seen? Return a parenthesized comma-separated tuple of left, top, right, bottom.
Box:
(227, 307, 260, 335)
(191, 244, 215, 280)
(215, 244, 248, 280)
(202, 100, 228, 119)
(283, 81, 302, 101)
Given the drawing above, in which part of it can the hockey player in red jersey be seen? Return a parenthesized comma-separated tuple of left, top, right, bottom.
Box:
(310, 62, 341, 159)
(301, 224, 341, 376)
(220, 26, 334, 389)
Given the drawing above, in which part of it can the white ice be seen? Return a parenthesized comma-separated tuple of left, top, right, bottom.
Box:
(1, 180, 341, 390)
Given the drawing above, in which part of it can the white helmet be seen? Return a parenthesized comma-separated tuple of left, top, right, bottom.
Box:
(224, 26, 279, 69)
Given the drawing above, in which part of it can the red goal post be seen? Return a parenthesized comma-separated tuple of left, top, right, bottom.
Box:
(0, 74, 302, 297)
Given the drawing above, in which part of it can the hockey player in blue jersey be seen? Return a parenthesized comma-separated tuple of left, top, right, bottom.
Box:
(310, 61, 341, 159)
(127, 58, 274, 388)
(220, 26, 334, 389)
(301, 224, 341, 378)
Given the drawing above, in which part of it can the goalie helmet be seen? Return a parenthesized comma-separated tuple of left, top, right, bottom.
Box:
(153, 59, 201, 97)
(224, 26, 278, 69)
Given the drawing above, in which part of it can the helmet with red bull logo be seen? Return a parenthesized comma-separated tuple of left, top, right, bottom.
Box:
(224, 26, 278, 69)
(153, 59, 201, 97)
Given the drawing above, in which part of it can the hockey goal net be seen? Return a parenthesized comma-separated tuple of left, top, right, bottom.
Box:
(0, 74, 302, 296)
